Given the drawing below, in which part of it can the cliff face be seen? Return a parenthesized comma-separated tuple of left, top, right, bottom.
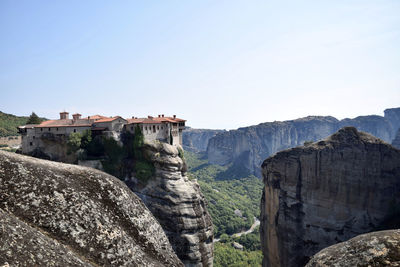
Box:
(0, 150, 183, 266)
(208, 109, 400, 177)
(126, 141, 214, 267)
(260, 127, 400, 267)
(306, 230, 400, 266)
(182, 128, 225, 152)
(393, 129, 400, 149)
(385, 107, 400, 136)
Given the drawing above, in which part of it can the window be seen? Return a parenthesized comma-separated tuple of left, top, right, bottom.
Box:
(131, 126, 133, 131)
(56, 128, 59, 131)
(40, 128, 43, 131)
(74, 129, 76, 133)
(153, 125, 156, 133)
(30, 142, 33, 146)
(145, 126, 147, 130)
(33, 136, 35, 139)
(161, 126, 163, 130)
(48, 128, 51, 131)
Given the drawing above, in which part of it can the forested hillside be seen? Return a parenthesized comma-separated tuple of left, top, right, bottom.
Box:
(185, 151, 263, 266)
(0, 111, 29, 137)
(0, 111, 45, 137)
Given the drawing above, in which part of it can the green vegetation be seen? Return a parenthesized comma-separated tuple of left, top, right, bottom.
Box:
(214, 242, 263, 267)
(0, 111, 45, 137)
(67, 132, 82, 154)
(26, 112, 43, 124)
(186, 151, 263, 237)
(75, 127, 154, 180)
(186, 151, 264, 266)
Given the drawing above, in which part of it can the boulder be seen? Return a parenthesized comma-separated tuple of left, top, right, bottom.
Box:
(0, 150, 183, 266)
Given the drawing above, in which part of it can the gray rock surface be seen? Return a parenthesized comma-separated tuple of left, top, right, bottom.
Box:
(385, 107, 400, 137)
(127, 141, 214, 267)
(306, 229, 400, 267)
(393, 129, 400, 149)
(0, 150, 183, 267)
(182, 128, 225, 152)
(260, 127, 400, 267)
(208, 108, 400, 177)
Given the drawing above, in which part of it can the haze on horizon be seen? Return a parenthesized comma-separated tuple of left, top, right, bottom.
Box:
(1, 0, 399, 130)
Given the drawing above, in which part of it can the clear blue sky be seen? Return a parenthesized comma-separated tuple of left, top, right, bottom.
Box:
(1, 0, 399, 129)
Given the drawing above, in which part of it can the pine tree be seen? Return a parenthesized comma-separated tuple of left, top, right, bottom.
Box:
(26, 112, 42, 124)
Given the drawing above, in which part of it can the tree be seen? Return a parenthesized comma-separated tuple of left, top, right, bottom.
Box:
(26, 112, 42, 125)
(67, 132, 82, 154)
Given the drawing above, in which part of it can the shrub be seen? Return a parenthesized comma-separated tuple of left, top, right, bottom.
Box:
(67, 132, 82, 154)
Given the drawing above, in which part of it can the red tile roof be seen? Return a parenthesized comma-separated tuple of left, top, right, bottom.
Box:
(95, 116, 127, 123)
(127, 116, 186, 124)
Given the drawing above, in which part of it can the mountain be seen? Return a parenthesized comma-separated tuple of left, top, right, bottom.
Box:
(182, 128, 226, 152)
(207, 108, 400, 177)
(260, 127, 400, 267)
(0, 150, 183, 266)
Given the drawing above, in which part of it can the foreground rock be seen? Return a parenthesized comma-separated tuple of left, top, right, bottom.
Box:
(127, 141, 214, 266)
(260, 127, 400, 267)
(0, 150, 183, 266)
(208, 108, 400, 177)
(306, 229, 400, 266)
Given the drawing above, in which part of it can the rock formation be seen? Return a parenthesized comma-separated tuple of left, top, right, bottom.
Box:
(207, 108, 400, 177)
(385, 107, 400, 137)
(306, 229, 400, 266)
(0, 150, 183, 266)
(182, 128, 225, 152)
(393, 129, 400, 149)
(260, 127, 400, 267)
(126, 141, 214, 266)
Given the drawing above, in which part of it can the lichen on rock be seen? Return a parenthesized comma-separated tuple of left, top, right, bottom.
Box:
(0, 150, 183, 266)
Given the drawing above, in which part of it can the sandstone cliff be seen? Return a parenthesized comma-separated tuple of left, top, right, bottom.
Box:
(182, 128, 225, 152)
(306, 229, 400, 266)
(207, 108, 400, 177)
(126, 141, 214, 266)
(260, 127, 400, 267)
(0, 150, 183, 266)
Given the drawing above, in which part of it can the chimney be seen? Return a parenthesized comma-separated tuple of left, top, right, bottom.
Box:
(148, 115, 153, 119)
(158, 115, 161, 118)
(173, 115, 176, 119)
(162, 114, 164, 117)
(72, 113, 81, 121)
(60, 111, 69, 120)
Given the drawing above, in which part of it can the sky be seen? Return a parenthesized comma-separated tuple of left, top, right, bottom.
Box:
(0, 0, 399, 129)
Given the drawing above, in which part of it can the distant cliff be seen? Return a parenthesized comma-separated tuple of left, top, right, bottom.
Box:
(207, 108, 400, 177)
(0, 150, 183, 266)
(126, 141, 214, 266)
(182, 128, 225, 152)
(260, 127, 400, 267)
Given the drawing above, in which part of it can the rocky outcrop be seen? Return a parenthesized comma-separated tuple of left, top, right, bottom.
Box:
(306, 230, 400, 266)
(126, 141, 214, 266)
(0, 150, 183, 266)
(385, 107, 400, 137)
(182, 128, 225, 152)
(393, 129, 400, 149)
(260, 127, 400, 267)
(208, 108, 400, 177)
